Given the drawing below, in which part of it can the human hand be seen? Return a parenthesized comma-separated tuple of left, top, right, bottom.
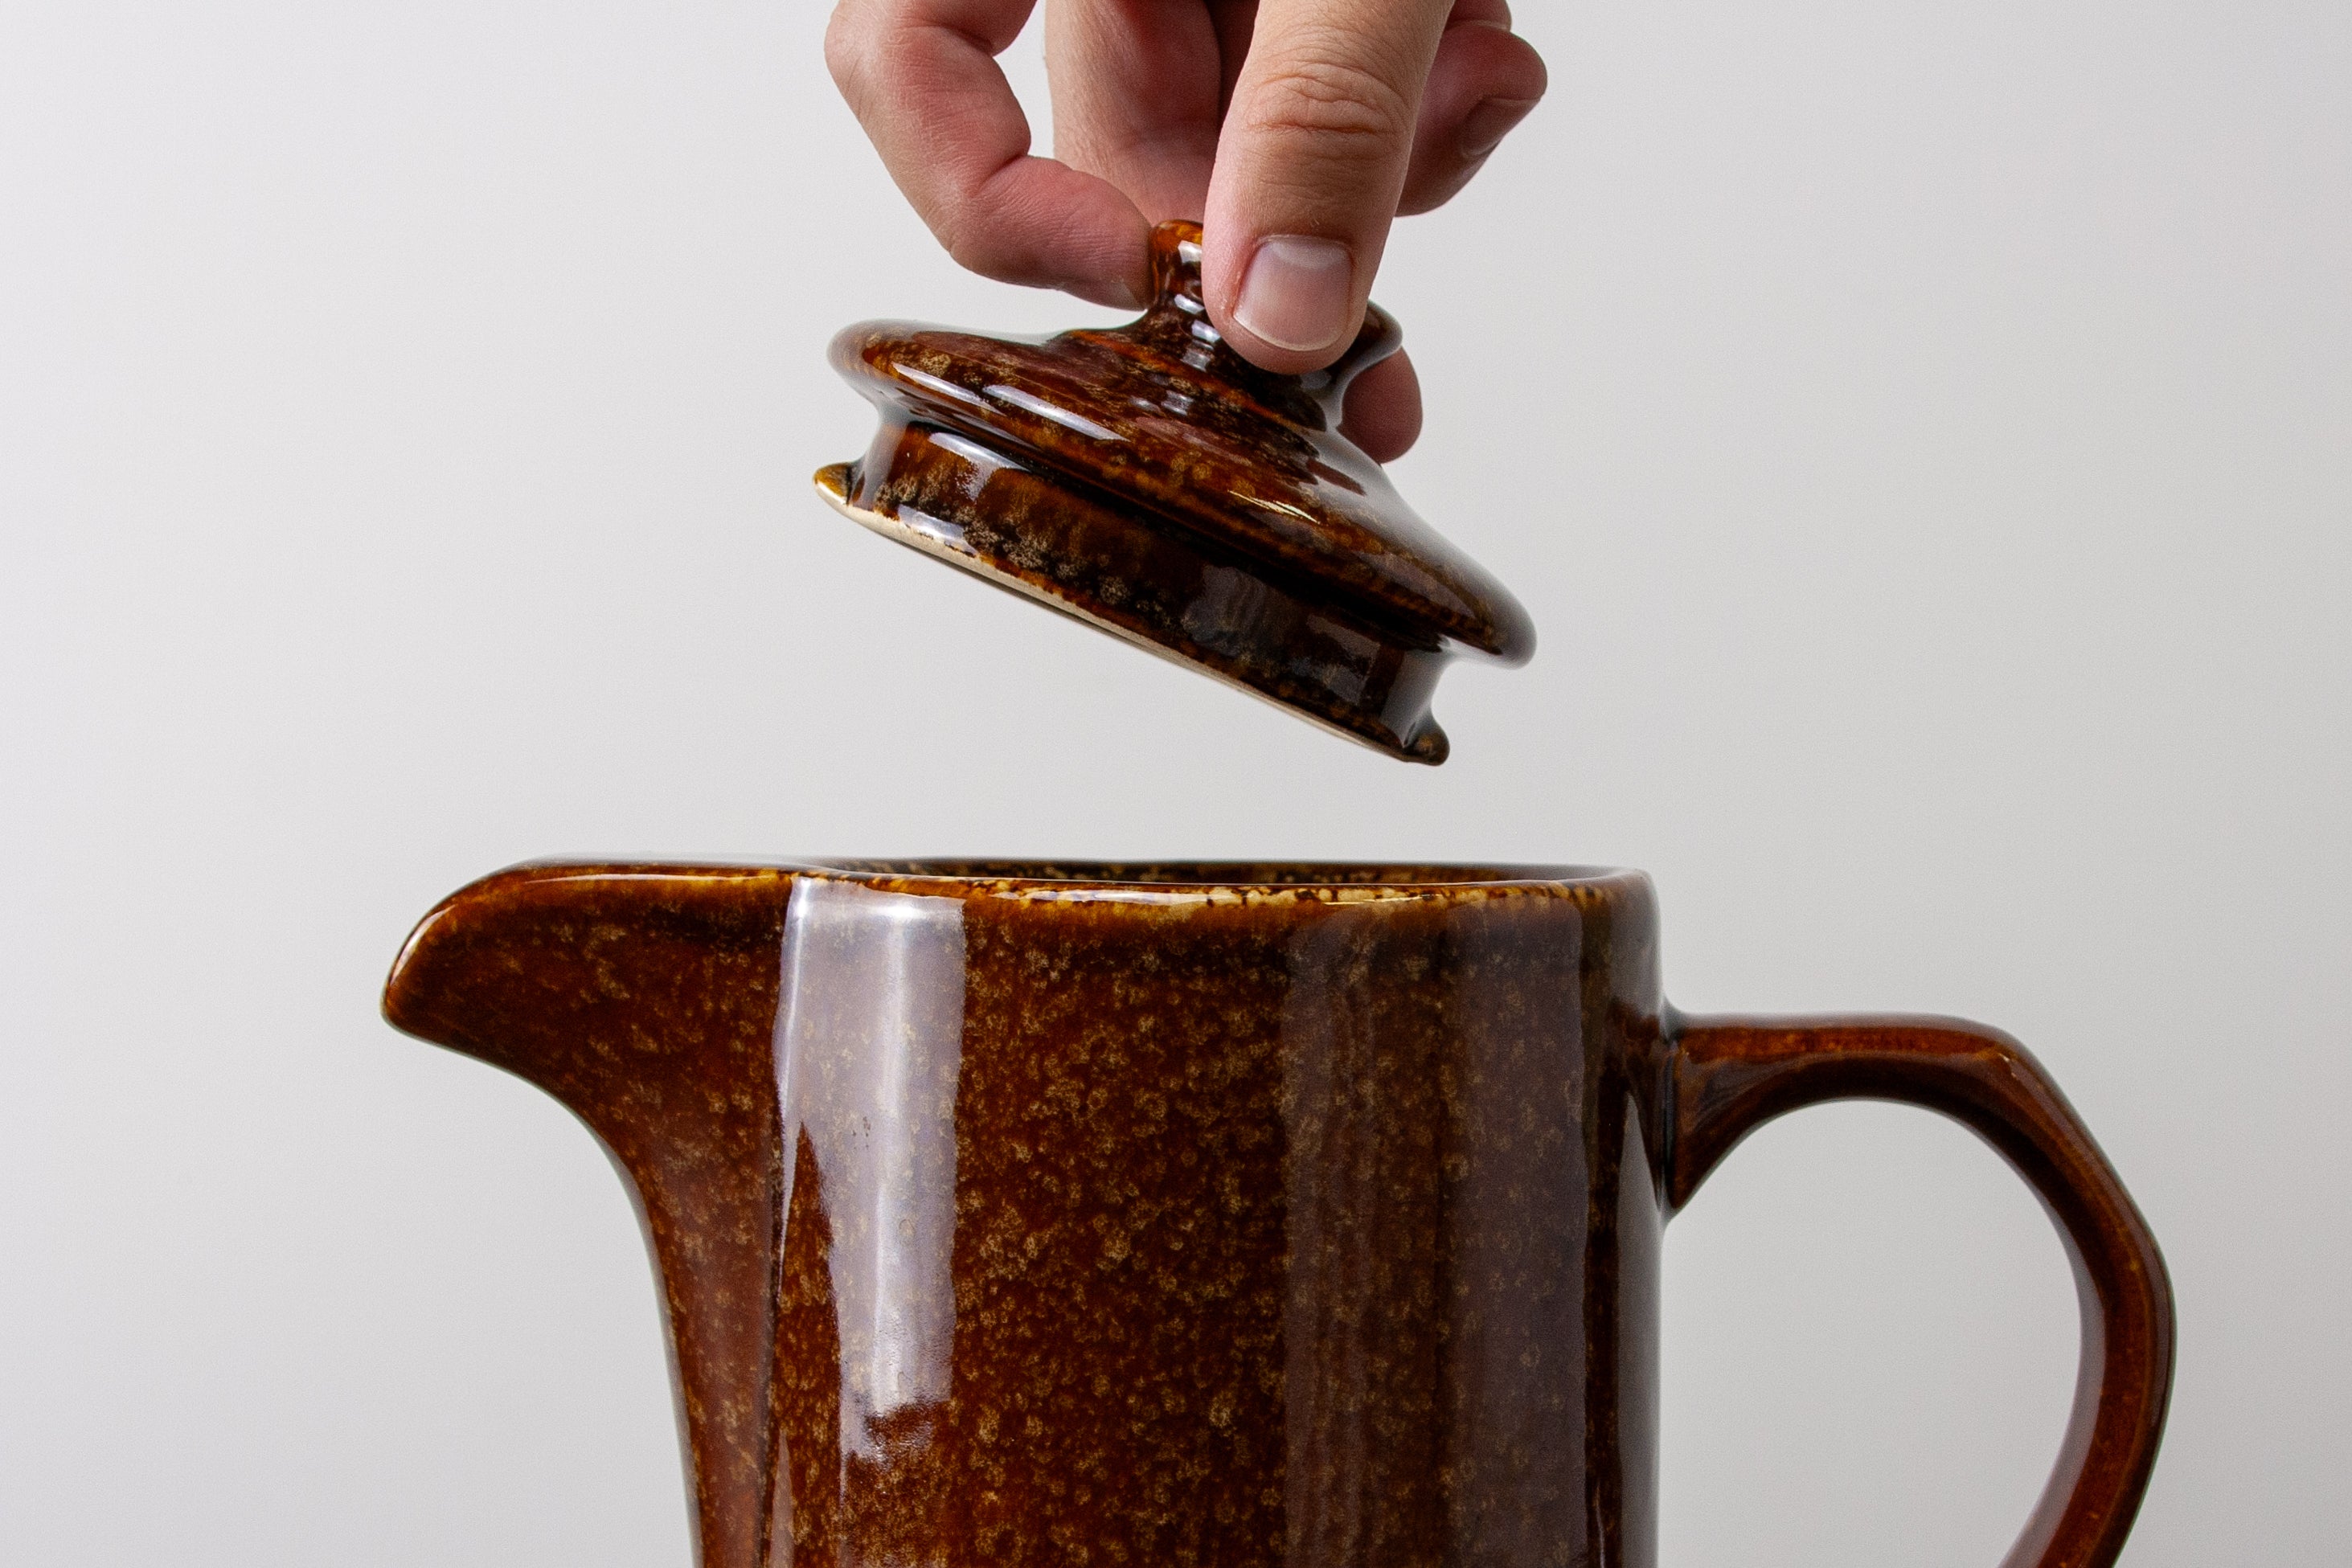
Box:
(825, 0, 1546, 461)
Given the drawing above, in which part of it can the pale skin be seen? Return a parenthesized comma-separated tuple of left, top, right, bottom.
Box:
(825, 0, 1547, 461)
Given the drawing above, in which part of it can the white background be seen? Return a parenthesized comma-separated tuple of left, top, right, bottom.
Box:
(2, 1, 2345, 1562)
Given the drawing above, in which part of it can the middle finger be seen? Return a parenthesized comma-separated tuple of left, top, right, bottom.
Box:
(1046, 0, 1239, 223)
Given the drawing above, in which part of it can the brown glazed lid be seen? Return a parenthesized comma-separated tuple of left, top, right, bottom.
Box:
(813, 220, 1533, 764)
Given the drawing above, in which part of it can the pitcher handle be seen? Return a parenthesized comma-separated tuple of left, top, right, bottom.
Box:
(1666, 1012, 2175, 1568)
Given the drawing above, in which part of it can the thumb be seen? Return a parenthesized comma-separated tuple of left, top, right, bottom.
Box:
(1203, 0, 1454, 373)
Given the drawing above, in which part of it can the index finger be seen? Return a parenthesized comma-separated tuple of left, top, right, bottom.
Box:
(826, 0, 1150, 304)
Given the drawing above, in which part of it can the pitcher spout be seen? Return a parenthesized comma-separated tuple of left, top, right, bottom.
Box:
(382, 861, 807, 1568)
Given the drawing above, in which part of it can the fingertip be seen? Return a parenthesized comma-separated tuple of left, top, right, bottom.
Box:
(1338, 350, 1423, 463)
(1457, 95, 1539, 162)
(1067, 269, 1149, 310)
(1399, 19, 1547, 215)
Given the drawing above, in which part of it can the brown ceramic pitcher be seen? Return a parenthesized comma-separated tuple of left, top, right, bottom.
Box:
(383, 859, 2172, 1568)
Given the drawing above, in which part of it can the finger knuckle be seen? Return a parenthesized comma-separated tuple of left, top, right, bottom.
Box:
(1241, 51, 1417, 154)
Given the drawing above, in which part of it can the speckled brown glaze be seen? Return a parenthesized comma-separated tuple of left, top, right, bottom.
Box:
(814, 224, 1535, 764)
(382, 861, 2171, 1568)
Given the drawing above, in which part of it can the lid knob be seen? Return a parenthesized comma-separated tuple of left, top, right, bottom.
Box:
(1120, 224, 1404, 419)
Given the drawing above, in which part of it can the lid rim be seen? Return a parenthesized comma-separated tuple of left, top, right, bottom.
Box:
(831, 325, 1534, 663)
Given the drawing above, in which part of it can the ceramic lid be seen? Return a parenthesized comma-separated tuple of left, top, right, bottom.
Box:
(815, 221, 1533, 764)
